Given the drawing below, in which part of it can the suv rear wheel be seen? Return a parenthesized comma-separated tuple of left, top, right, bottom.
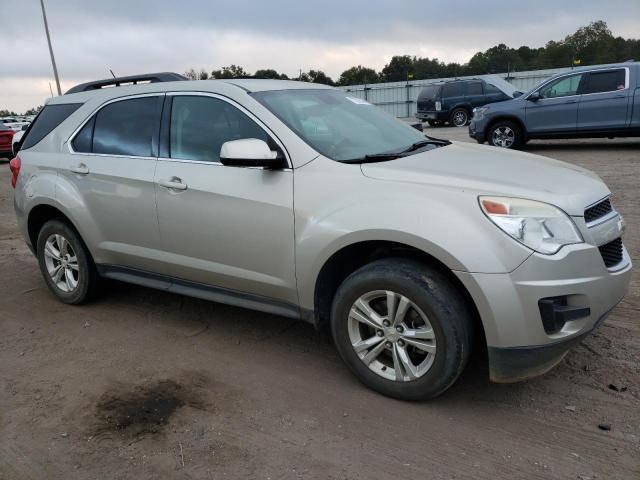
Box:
(36, 219, 98, 304)
(330, 258, 472, 400)
(449, 108, 469, 127)
(487, 120, 523, 149)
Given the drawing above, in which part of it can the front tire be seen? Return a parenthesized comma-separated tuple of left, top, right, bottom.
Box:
(487, 120, 523, 149)
(330, 259, 473, 400)
(37, 219, 98, 304)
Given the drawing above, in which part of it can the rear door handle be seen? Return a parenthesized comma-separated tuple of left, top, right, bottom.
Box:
(70, 163, 89, 175)
(158, 177, 188, 191)
(564, 99, 577, 104)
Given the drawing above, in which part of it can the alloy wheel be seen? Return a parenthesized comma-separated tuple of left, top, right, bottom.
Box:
(44, 234, 79, 293)
(347, 290, 437, 382)
(492, 126, 515, 148)
(452, 111, 468, 127)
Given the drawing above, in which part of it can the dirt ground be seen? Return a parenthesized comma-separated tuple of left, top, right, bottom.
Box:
(1, 127, 638, 479)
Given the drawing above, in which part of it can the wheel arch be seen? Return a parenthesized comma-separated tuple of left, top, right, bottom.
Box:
(27, 202, 87, 254)
(486, 115, 528, 139)
(312, 239, 485, 349)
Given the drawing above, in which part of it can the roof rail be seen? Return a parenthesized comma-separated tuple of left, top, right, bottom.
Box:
(65, 72, 188, 95)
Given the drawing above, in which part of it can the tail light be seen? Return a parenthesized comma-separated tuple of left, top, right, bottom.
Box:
(9, 155, 21, 188)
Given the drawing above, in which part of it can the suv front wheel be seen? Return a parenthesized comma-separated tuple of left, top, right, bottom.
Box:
(37, 219, 98, 304)
(487, 120, 523, 149)
(330, 258, 472, 400)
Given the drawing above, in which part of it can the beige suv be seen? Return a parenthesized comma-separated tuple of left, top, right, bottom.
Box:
(11, 73, 631, 399)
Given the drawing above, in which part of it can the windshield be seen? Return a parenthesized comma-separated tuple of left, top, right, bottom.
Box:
(252, 89, 427, 162)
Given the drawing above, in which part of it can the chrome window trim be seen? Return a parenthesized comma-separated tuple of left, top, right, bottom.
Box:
(163, 91, 293, 169)
(526, 67, 630, 101)
(66, 92, 165, 158)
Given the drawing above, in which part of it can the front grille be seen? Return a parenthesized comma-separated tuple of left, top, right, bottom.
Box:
(584, 198, 613, 224)
(598, 237, 623, 268)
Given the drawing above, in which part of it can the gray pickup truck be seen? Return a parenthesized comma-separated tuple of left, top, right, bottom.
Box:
(469, 62, 640, 148)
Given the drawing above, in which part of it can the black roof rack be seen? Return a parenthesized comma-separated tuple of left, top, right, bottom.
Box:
(65, 72, 188, 95)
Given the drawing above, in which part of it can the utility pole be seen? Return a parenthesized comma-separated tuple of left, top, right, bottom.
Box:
(40, 0, 61, 95)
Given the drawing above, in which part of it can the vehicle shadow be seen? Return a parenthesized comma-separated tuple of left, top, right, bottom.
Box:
(524, 141, 640, 152)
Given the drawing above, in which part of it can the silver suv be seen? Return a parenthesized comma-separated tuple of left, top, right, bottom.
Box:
(11, 73, 631, 400)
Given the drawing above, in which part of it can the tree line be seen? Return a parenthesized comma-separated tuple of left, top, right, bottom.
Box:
(185, 20, 638, 86)
(4, 20, 638, 116)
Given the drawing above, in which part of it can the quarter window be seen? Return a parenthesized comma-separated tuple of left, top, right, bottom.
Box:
(169, 96, 270, 162)
(539, 74, 583, 99)
(72, 96, 162, 156)
(583, 69, 626, 94)
(484, 83, 502, 95)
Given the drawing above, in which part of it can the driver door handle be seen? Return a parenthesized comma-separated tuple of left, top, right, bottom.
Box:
(159, 177, 188, 191)
(70, 163, 89, 175)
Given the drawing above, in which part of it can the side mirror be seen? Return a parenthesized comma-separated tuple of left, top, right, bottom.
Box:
(512, 91, 523, 98)
(12, 140, 21, 157)
(219, 139, 284, 169)
(527, 91, 540, 102)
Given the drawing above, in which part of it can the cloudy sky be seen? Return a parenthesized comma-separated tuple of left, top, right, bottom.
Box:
(1, 0, 639, 112)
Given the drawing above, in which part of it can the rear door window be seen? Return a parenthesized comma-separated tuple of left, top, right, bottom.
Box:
(91, 96, 162, 157)
(441, 82, 464, 97)
(582, 69, 626, 94)
(21, 103, 82, 150)
(466, 82, 483, 95)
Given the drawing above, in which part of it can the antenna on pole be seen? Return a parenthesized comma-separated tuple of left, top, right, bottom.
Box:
(39, 0, 61, 96)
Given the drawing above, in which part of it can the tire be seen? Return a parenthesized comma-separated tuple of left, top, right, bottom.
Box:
(330, 258, 473, 400)
(36, 219, 98, 304)
(449, 108, 469, 127)
(487, 120, 523, 149)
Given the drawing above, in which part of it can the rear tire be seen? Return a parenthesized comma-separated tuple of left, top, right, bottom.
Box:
(36, 219, 98, 305)
(487, 120, 523, 149)
(449, 108, 469, 127)
(330, 258, 473, 400)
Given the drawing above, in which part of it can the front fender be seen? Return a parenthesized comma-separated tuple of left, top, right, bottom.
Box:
(293, 157, 532, 310)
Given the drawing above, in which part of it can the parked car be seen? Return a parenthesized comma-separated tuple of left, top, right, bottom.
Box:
(417, 77, 517, 127)
(0, 124, 15, 158)
(11, 73, 631, 400)
(469, 62, 640, 148)
(0, 118, 27, 132)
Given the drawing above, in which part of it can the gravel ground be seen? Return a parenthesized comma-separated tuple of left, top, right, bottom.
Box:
(1, 127, 638, 479)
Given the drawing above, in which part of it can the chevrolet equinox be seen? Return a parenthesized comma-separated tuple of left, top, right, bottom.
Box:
(10, 73, 631, 400)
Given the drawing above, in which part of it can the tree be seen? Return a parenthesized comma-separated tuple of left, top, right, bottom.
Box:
(0, 109, 18, 117)
(305, 70, 335, 85)
(380, 55, 415, 82)
(254, 69, 289, 80)
(184, 68, 210, 80)
(337, 66, 379, 86)
(23, 106, 43, 116)
(210, 65, 249, 79)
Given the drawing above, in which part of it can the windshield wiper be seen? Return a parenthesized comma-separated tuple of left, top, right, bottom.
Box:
(341, 137, 451, 164)
(399, 138, 451, 153)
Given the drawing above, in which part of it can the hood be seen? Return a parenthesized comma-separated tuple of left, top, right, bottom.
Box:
(360, 142, 609, 216)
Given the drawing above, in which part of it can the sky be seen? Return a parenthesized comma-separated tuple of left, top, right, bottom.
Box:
(1, 0, 639, 113)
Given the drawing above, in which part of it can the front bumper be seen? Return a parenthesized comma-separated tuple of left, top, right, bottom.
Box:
(455, 241, 632, 382)
(468, 116, 487, 142)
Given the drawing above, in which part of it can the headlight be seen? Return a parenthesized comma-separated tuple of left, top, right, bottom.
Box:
(479, 196, 583, 254)
(474, 107, 489, 117)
